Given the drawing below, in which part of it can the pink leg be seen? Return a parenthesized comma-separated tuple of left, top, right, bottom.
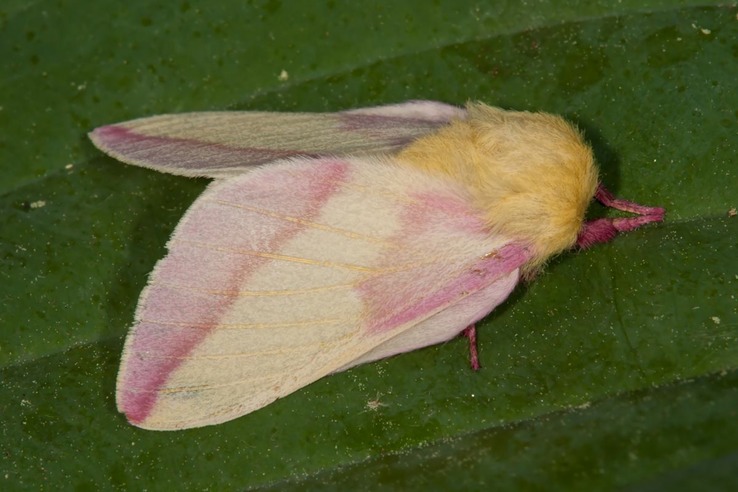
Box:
(594, 184, 665, 218)
(462, 324, 480, 371)
(577, 184, 665, 249)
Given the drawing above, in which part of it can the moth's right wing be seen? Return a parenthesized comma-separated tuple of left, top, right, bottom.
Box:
(89, 100, 465, 178)
(117, 156, 531, 430)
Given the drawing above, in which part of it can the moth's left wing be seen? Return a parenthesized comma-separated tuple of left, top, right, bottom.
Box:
(117, 156, 531, 430)
(89, 100, 465, 178)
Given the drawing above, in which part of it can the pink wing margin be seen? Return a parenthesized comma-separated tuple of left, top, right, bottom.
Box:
(117, 156, 531, 429)
(89, 101, 466, 179)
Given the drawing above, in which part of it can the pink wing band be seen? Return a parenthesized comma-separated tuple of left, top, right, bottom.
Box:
(117, 161, 349, 424)
(360, 189, 530, 333)
(339, 101, 466, 145)
(364, 243, 529, 333)
(91, 125, 312, 170)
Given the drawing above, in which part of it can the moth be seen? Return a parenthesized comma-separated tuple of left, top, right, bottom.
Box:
(90, 100, 664, 430)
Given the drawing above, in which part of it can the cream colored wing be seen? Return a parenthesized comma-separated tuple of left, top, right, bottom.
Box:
(89, 101, 466, 178)
(116, 156, 530, 430)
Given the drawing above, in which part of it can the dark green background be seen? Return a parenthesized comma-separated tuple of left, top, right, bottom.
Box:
(1, 1, 736, 490)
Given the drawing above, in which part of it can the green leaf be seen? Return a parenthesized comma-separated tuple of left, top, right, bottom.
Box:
(1, 1, 736, 490)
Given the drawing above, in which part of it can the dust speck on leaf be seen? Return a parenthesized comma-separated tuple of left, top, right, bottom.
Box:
(365, 393, 388, 411)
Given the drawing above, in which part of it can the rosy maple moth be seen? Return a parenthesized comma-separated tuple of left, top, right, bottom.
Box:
(89, 101, 665, 430)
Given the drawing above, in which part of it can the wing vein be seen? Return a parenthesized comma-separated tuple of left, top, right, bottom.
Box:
(151, 280, 357, 297)
(173, 239, 456, 274)
(137, 317, 355, 330)
(204, 199, 389, 245)
(175, 240, 378, 272)
(138, 332, 358, 361)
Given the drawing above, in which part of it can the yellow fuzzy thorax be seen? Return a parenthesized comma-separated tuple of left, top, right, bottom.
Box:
(397, 102, 598, 271)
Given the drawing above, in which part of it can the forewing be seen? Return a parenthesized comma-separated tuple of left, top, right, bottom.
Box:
(117, 157, 530, 430)
(89, 101, 465, 178)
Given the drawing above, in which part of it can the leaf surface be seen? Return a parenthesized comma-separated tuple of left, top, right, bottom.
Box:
(1, 1, 736, 489)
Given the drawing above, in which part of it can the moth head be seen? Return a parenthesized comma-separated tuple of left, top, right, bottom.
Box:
(465, 103, 599, 270)
(399, 103, 599, 272)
